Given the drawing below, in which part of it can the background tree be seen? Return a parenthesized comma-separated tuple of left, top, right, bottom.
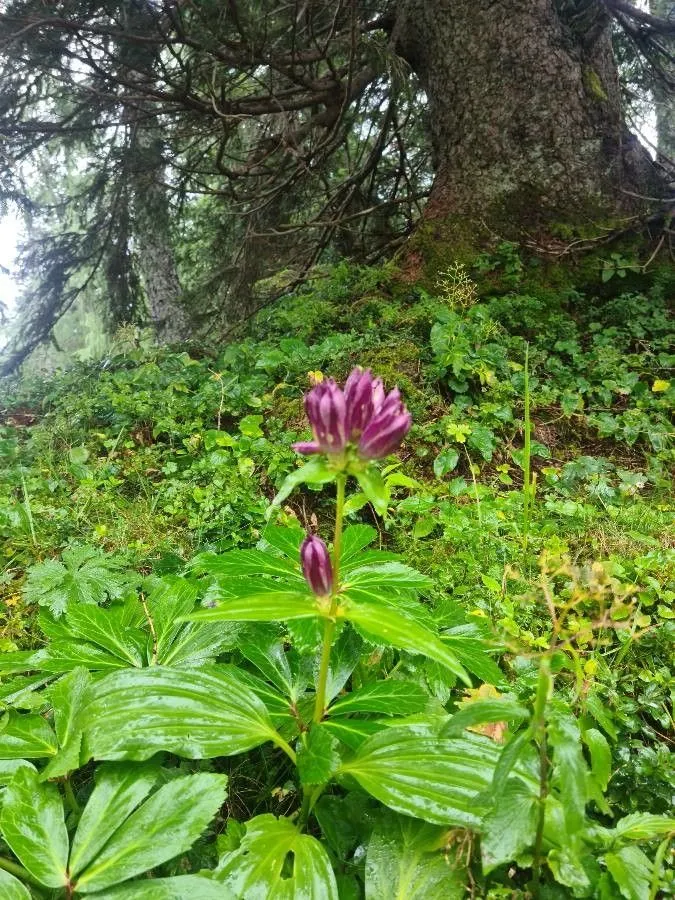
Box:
(0, 0, 672, 372)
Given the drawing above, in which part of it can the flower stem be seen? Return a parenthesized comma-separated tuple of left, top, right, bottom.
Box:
(313, 475, 346, 723)
(532, 654, 552, 891)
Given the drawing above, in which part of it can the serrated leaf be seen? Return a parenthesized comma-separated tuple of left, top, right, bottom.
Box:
(366, 813, 465, 899)
(74, 773, 228, 893)
(340, 599, 470, 685)
(604, 846, 652, 900)
(80, 666, 281, 763)
(23, 545, 132, 617)
(216, 814, 338, 899)
(338, 728, 527, 827)
(329, 681, 429, 717)
(0, 712, 58, 759)
(69, 762, 161, 878)
(0, 869, 31, 899)
(481, 779, 538, 873)
(0, 767, 68, 888)
(297, 724, 341, 786)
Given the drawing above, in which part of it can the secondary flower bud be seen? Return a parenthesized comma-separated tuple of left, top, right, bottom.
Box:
(358, 387, 412, 459)
(293, 379, 348, 455)
(301, 534, 333, 597)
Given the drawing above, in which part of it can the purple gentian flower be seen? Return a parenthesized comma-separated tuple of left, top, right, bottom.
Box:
(301, 534, 333, 597)
(358, 387, 412, 459)
(293, 368, 411, 460)
(293, 379, 348, 455)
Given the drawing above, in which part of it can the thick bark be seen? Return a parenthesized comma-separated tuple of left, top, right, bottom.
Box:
(130, 129, 191, 343)
(650, 0, 675, 164)
(395, 0, 659, 231)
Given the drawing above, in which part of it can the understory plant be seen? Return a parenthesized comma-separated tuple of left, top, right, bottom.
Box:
(0, 368, 671, 898)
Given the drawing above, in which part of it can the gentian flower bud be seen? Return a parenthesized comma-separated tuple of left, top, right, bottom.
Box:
(293, 379, 348, 455)
(301, 534, 333, 597)
(344, 367, 385, 438)
(358, 387, 412, 459)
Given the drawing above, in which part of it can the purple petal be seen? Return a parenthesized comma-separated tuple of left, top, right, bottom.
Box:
(359, 411, 412, 459)
(292, 441, 321, 455)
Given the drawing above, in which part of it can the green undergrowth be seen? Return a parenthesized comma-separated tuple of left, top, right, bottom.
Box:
(0, 257, 673, 895)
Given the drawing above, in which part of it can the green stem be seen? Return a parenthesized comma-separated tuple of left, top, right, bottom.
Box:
(272, 733, 297, 764)
(0, 855, 46, 893)
(532, 654, 552, 892)
(63, 777, 82, 821)
(313, 475, 346, 724)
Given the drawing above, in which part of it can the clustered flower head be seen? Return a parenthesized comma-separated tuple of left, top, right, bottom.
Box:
(293, 367, 412, 461)
(300, 534, 333, 597)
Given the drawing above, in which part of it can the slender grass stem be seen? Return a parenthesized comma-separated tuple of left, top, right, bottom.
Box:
(532, 655, 552, 891)
(522, 343, 532, 553)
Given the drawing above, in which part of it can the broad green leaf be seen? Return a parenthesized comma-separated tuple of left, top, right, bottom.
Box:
(75, 773, 228, 893)
(80, 666, 281, 762)
(65, 605, 146, 667)
(329, 681, 429, 717)
(583, 727, 611, 791)
(440, 634, 505, 685)
(323, 628, 363, 702)
(340, 550, 400, 574)
(365, 813, 465, 900)
(216, 814, 338, 899)
(0, 759, 36, 786)
(0, 869, 31, 899)
(548, 703, 587, 832)
(189, 549, 303, 581)
(0, 651, 44, 676)
(611, 813, 675, 843)
(41, 640, 130, 673)
(340, 599, 471, 685)
(547, 846, 593, 893)
(354, 468, 389, 516)
(433, 448, 460, 478)
(322, 717, 383, 751)
(239, 625, 296, 696)
(41, 667, 92, 779)
(0, 712, 57, 759)
(340, 525, 378, 563)
(268, 458, 336, 514)
(0, 767, 68, 888)
(480, 779, 538, 873)
(604, 846, 652, 900)
(86, 875, 231, 899)
(345, 562, 432, 592)
(183, 590, 321, 623)
(297, 724, 341, 786)
(442, 698, 529, 737)
(339, 728, 525, 827)
(259, 525, 305, 560)
(69, 762, 161, 878)
(158, 620, 240, 667)
(145, 576, 200, 661)
(490, 729, 534, 795)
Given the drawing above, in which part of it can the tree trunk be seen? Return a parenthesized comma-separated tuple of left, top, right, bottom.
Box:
(130, 128, 191, 343)
(395, 0, 659, 235)
(650, 0, 675, 165)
